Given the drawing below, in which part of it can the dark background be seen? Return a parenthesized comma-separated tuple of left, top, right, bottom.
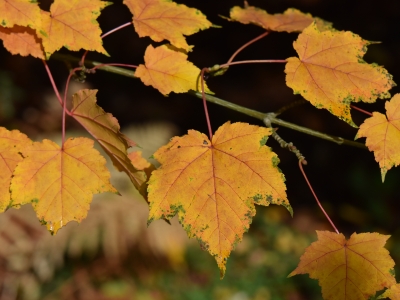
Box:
(1, 0, 400, 298)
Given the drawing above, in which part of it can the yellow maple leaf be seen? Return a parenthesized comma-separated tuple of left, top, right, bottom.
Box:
(148, 122, 290, 277)
(356, 94, 400, 182)
(0, 25, 44, 59)
(0, 0, 41, 28)
(0, 127, 31, 212)
(289, 231, 396, 300)
(230, 6, 331, 32)
(39, 0, 110, 58)
(10, 137, 117, 234)
(285, 23, 395, 126)
(123, 0, 212, 51)
(136, 44, 211, 95)
(70, 89, 148, 195)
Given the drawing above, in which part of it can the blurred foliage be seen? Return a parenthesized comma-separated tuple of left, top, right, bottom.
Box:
(0, 70, 23, 123)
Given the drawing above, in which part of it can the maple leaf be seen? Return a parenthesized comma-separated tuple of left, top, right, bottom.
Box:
(148, 122, 290, 277)
(285, 23, 395, 126)
(0, 127, 31, 212)
(356, 94, 400, 182)
(39, 0, 110, 58)
(10, 137, 117, 234)
(70, 89, 148, 196)
(0, 25, 44, 59)
(229, 6, 331, 33)
(0, 0, 41, 28)
(123, 0, 212, 51)
(289, 231, 396, 300)
(378, 284, 400, 299)
(135, 44, 211, 95)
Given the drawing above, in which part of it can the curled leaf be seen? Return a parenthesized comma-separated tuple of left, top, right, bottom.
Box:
(230, 6, 331, 32)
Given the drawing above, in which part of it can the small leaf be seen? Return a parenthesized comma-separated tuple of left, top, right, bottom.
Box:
(39, 0, 110, 58)
(230, 6, 331, 32)
(10, 137, 117, 234)
(0, 25, 44, 59)
(148, 122, 289, 277)
(136, 44, 211, 95)
(70, 89, 148, 195)
(356, 94, 400, 182)
(289, 231, 396, 300)
(128, 151, 151, 170)
(0, 0, 41, 28)
(124, 0, 212, 51)
(285, 23, 395, 126)
(0, 127, 31, 212)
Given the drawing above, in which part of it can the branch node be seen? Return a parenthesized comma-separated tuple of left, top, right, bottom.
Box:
(264, 117, 307, 165)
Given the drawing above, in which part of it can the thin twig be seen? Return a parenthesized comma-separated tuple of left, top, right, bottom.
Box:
(227, 31, 270, 64)
(219, 59, 286, 69)
(50, 54, 368, 150)
(351, 104, 373, 116)
(298, 161, 340, 234)
(264, 117, 307, 164)
(275, 99, 307, 116)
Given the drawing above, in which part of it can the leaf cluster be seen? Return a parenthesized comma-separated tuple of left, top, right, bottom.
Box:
(1, 0, 400, 299)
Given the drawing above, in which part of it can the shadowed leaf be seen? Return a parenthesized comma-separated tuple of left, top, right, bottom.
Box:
(230, 6, 331, 32)
(0, 127, 31, 212)
(70, 89, 148, 196)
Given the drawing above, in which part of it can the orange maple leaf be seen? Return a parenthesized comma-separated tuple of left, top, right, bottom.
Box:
(289, 231, 396, 300)
(0, 25, 44, 59)
(0, 127, 31, 212)
(39, 0, 110, 58)
(229, 6, 331, 32)
(10, 137, 117, 234)
(148, 122, 290, 277)
(0, 0, 41, 28)
(379, 284, 400, 299)
(285, 23, 395, 126)
(356, 94, 400, 182)
(123, 0, 212, 51)
(135, 45, 211, 95)
(70, 89, 148, 195)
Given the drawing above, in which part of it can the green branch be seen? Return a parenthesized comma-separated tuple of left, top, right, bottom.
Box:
(52, 53, 367, 150)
